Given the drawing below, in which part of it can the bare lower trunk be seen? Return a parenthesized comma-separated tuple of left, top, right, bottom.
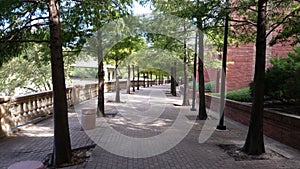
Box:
(182, 22, 190, 106)
(143, 73, 146, 88)
(197, 28, 207, 120)
(171, 66, 176, 96)
(147, 72, 150, 87)
(242, 0, 266, 155)
(132, 65, 135, 92)
(49, 0, 71, 166)
(115, 60, 120, 102)
(150, 72, 153, 86)
(127, 65, 131, 94)
(97, 31, 105, 117)
(137, 66, 140, 90)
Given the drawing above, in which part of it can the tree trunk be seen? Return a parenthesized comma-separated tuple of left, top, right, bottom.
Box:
(147, 72, 150, 87)
(171, 67, 176, 96)
(143, 73, 146, 88)
(197, 28, 207, 120)
(49, 0, 72, 166)
(216, 54, 222, 93)
(137, 66, 140, 90)
(97, 31, 105, 117)
(127, 65, 131, 94)
(191, 32, 198, 110)
(182, 22, 190, 106)
(242, 0, 267, 155)
(132, 65, 135, 92)
(115, 60, 120, 102)
(150, 72, 153, 86)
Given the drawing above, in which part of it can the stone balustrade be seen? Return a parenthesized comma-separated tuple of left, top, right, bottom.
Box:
(0, 80, 166, 138)
(0, 83, 98, 138)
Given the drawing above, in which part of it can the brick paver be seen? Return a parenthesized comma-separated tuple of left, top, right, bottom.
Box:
(0, 108, 94, 169)
(1, 84, 299, 169)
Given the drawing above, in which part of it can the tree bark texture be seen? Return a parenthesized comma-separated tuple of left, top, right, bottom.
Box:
(49, 0, 72, 165)
(115, 60, 120, 102)
(171, 66, 176, 96)
(197, 29, 207, 120)
(127, 65, 131, 94)
(137, 66, 140, 90)
(182, 22, 190, 106)
(242, 0, 267, 155)
(97, 31, 105, 117)
(132, 65, 135, 92)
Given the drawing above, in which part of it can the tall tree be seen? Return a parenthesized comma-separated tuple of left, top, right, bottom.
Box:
(229, 0, 300, 155)
(149, 0, 224, 116)
(242, 0, 267, 154)
(182, 20, 190, 106)
(76, 0, 133, 117)
(0, 0, 74, 165)
(0, 0, 133, 165)
(105, 36, 145, 102)
(49, 0, 72, 164)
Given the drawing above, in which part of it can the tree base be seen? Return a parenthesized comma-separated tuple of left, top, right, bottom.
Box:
(197, 115, 207, 120)
(216, 125, 227, 130)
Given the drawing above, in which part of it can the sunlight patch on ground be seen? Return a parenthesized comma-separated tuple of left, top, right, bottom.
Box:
(19, 126, 53, 137)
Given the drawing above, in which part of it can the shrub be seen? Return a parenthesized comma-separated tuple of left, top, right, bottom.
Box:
(210, 87, 252, 102)
(250, 47, 300, 103)
(205, 81, 215, 92)
(188, 81, 215, 92)
(226, 87, 252, 102)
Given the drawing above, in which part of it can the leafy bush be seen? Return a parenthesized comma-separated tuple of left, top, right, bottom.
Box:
(188, 81, 215, 92)
(250, 47, 300, 103)
(226, 87, 252, 102)
(211, 87, 252, 102)
(205, 81, 215, 92)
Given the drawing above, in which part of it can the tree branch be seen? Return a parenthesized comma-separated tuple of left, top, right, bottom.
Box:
(20, 0, 44, 3)
(230, 19, 257, 26)
(0, 40, 49, 43)
(266, 6, 300, 38)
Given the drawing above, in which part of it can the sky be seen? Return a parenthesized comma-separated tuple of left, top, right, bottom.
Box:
(132, 1, 152, 15)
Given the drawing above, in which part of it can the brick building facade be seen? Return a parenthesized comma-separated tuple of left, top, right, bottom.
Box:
(204, 41, 294, 91)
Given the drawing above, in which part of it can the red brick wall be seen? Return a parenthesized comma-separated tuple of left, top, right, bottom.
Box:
(203, 41, 294, 91)
(205, 95, 300, 151)
(226, 44, 255, 91)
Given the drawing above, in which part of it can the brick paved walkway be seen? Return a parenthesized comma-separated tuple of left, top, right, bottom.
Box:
(1, 84, 299, 169)
(0, 108, 94, 168)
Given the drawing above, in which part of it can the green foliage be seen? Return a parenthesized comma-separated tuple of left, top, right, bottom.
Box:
(231, 0, 300, 46)
(70, 67, 97, 79)
(0, 44, 52, 95)
(105, 35, 146, 64)
(211, 87, 252, 102)
(226, 87, 252, 102)
(0, 0, 134, 67)
(188, 81, 215, 91)
(205, 81, 215, 91)
(251, 47, 300, 103)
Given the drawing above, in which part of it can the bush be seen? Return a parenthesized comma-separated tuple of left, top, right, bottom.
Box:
(250, 47, 300, 103)
(210, 87, 252, 102)
(205, 81, 215, 92)
(226, 87, 252, 102)
(188, 81, 215, 92)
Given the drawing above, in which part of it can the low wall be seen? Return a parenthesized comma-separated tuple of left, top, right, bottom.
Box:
(205, 95, 300, 151)
(0, 80, 163, 137)
(0, 83, 98, 137)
